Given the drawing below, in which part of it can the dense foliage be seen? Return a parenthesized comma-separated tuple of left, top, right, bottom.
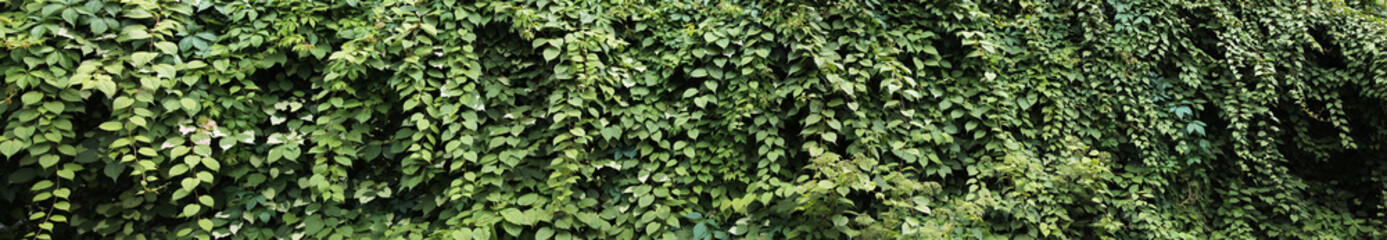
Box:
(4, 0, 1387, 239)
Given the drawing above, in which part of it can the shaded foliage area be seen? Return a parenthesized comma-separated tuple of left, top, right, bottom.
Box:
(2, 0, 1387, 239)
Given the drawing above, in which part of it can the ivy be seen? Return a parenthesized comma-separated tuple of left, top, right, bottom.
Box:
(3, 0, 1387, 239)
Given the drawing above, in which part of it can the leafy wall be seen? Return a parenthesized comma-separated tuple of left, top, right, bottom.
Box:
(3, 0, 1387, 239)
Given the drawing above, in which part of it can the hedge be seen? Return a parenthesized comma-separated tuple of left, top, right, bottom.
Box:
(3, 0, 1387, 239)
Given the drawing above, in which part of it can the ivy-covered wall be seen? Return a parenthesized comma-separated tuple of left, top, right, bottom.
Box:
(3, 0, 1387, 239)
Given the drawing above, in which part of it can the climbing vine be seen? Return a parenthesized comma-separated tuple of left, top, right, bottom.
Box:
(2, 0, 1387, 239)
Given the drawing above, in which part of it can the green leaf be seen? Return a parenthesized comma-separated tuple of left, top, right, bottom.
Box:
(130, 116, 147, 127)
(91, 19, 109, 34)
(198, 218, 213, 231)
(131, 52, 158, 66)
(646, 222, 660, 234)
(39, 155, 60, 168)
(543, 47, 560, 61)
(154, 42, 179, 55)
(0, 141, 24, 157)
(93, 79, 117, 97)
(56, 168, 75, 180)
(154, 64, 176, 79)
(818, 180, 835, 190)
(600, 127, 621, 140)
(246, 174, 267, 186)
(125, 8, 154, 19)
(694, 223, 708, 239)
(475, 227, 493, 240)
(53, 188, 70, 199)
(309, 174, 326, 187)
(172, 146, 190, 158)
(451, 228, 474, 240)
(13, 127, 33, 139)
(197, 172, 214, 183)
(183, 204, 201, 217)
(202, 158, 220, 172)
(113, 97, 134, 110)
(420, 23, 438, 36)
(517, 193, 540, 206)
(536, 227, 554, 240)
(22, 92, 43, 105)
(269, 147, 283, 162)
(500, 208, 533, 225)
(691, 68, 708, 78)
(180, 98, 200, 115)
(639, 195, 654, 207)
(170, 164, 189, 176)
(32, 180, 54, 191)
(282, 146, 300, 160)
(305, 215, 325, 235)
(44, 102, 65, 113)
(199, 195, 214, 206)
(181, 177, 199, 191)
(99, 121, 123, 131)
(41, 4, 63, 16)
(103, 162, 125, 180)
